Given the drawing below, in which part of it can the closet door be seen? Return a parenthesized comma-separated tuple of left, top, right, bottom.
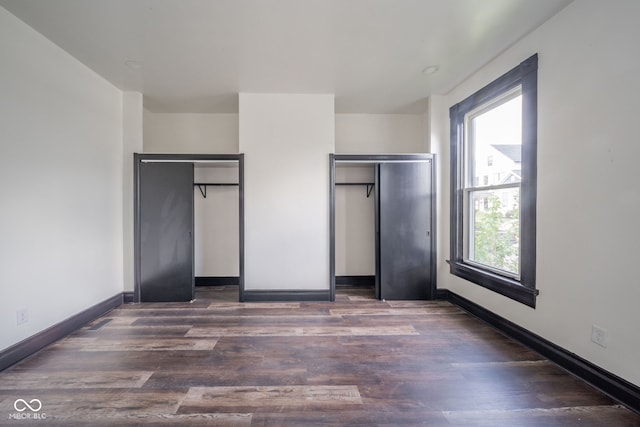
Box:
(379, 161, 432, 300)
(139, 162, 194, 302)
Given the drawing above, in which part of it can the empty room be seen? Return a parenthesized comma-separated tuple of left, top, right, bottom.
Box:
(1, 0, 639, 425)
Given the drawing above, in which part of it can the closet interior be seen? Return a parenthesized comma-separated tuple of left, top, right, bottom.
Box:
(194, 162, 240, 291)
(335, 163, 377, 298)
(331, 154, 436, 301)
(135, 154, 243, 303)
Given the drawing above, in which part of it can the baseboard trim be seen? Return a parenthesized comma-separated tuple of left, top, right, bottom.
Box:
(195, 276, 240, 286)
(242, 290, 331, 302)
(435, 288, 449, 300)
(123, 291, 135, 303)
(440, 289, 640, 414)
(336, 275, 375, 287)
(0, 293, 123, 372)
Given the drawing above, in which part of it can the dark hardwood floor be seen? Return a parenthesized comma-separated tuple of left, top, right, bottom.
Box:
(1, 285, 638, 426)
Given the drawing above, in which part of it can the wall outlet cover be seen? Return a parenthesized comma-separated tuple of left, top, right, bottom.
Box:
(16, 308, 28, 325)
(591, 325, 607, 348)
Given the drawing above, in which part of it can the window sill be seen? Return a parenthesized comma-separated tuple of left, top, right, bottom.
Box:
(449, 260, 537, 308)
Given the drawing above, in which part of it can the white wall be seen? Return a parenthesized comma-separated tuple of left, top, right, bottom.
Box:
(335, 165, 376, 276)
(336, 113, 428, 153)
(193, 165, 239, 277)
(143, 112, 240, 279)
(143, 112, 427, 281)
(144, 112, 427, 155)
(428, 95, 450, 285)
(143, 112, 239, 153)
(122, 92, 144, 292)
(0, 7, 123, 350)
(240, 93, 335, 291)
(334, 114, 428, 276)
(432, 0, 640, 386)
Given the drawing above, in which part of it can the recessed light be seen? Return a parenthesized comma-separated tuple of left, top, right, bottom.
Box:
(422, 65, 439, 75)
(124, 59, 142, 70)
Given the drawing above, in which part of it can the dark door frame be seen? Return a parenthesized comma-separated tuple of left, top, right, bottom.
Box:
(134, 153, 245, 303)
(329, 153, 436, 301)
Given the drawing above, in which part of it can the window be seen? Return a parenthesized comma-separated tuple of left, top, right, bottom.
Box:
(449, 54, 538, 307)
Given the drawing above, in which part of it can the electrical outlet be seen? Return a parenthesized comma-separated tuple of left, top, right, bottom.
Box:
(16, 308, 28, 325)
(591, 325, 607, 348)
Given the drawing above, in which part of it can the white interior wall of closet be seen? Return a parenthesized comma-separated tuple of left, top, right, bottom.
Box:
(193, 163, 239, 277)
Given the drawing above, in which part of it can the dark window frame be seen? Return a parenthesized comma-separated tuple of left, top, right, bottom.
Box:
(449, 54, 538, 308)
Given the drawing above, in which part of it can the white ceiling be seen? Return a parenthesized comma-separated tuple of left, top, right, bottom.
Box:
(0, 0, 572, 114)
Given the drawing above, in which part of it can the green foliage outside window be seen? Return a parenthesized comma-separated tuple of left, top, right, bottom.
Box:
(473, 194, 519, 274)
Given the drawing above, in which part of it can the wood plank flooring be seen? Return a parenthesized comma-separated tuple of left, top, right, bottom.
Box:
(1, 286, 639, 426)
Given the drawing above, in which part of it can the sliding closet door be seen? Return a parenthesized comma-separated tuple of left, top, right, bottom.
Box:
(139, 162, 194, 302)
(379, 162, 432, 300)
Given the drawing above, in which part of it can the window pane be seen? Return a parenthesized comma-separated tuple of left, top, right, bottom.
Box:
(468, 93, 522, 188)
(468, 188, 520, 275)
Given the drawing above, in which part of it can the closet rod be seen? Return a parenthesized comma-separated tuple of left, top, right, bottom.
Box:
(194, 182, 239, 198)
(335, 182, 375, 186)
(194, 182, 239, 186)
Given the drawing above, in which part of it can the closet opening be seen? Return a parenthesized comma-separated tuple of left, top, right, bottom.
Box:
(330, 154, 436, 301)
(134, 153, 244, 303)
(334, 162, 377, 300)
(193, 161, 241, 302)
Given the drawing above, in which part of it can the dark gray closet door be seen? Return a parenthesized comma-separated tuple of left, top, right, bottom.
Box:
(139, 162, 194, 302)
(379, 161, 432, 300)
